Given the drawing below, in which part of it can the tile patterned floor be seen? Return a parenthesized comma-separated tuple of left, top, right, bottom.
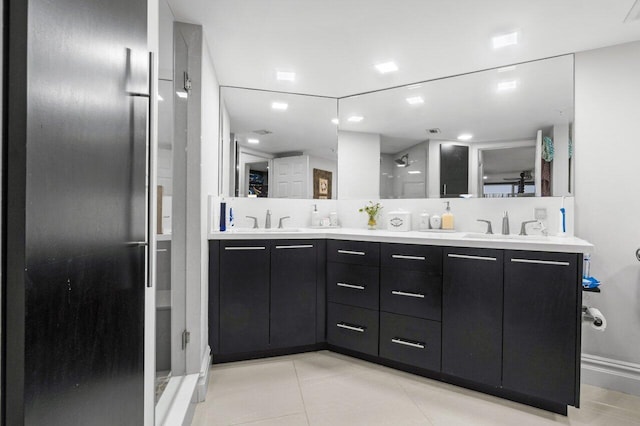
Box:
(191, 351, 640, 426)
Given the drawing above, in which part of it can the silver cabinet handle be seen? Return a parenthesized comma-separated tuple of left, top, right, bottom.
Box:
(337, 282, 365, 290)
(392, 338, 425, 349)
(275, 244, 314, 249)
(392, 290, 425, 299)
(224, 246, 266, 251)
(336, 323, 365, 333)
(392, 254, 426, 261)
(447, 253, 496, 261)
(156, 248, 168, 252)
(338, 249, 365, 256)
(511, 258, 570, 266)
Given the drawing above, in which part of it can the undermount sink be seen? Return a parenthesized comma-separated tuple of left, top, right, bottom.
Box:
(462, 232, 550, 241)
(229, 227, 302, 233)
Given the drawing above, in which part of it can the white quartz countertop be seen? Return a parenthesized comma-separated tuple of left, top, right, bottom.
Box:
(208, 227, 593, 254)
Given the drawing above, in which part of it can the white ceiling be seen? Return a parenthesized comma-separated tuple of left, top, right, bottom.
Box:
(168, 0, 640, 97)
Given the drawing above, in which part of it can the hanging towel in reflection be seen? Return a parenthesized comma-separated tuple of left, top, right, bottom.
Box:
(541, 160, 551, 196)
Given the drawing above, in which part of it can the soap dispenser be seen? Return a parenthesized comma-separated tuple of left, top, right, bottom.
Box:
(419, 210, 430, 231)
(442, 201, 454, 230)
(311, 204, 321, 227)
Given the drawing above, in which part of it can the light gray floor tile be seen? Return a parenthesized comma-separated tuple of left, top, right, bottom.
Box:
(191, 352, 640, 426)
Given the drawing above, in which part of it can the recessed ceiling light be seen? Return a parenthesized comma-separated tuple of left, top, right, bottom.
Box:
(408, 170, 422, 175)
(497, 65, 516, 73)
(457, 133, 473, 141)
(176, 91, 188, 99)
(497, 80, 518, 91)
(375, 61, 398, 74)
(276, 70, 296, 81)
(483, 175, 488, 180)
(492, 31, 518, 49)
(271, 102, 288, 110)
(247, 138, 259, 144)
(331, 118, 339, 125)
(406, 96, 424, 105)
(347, 116, 364, 122)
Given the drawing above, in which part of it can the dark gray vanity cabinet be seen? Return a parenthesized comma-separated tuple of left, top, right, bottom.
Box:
(442, 247, 504, 387)
(270, 240, 319, 349)
(327, 240, 380, 357)
(212, 239, 323, 358)
(503, 250, 581, 406)
(219, 241, 271, 354)
(379, 244, 443, 371)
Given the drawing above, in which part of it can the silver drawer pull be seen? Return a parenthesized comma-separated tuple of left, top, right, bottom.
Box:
(275, 244, 314, 249)
(337, 282, 365, 290)
(336, 323, 365, 333)
(224, 246, 266, 251)
(392, 338, 425, 349)
(156, 249, 168, 252)
(392, 290, 425, 299)
(447, 253, 496, 261)
(338, 249, 365, 256)
(511, 258, 570, 266)
(392, 254, 426, 261)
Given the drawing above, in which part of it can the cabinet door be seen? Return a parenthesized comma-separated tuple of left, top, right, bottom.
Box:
(442, 248, 503, 386)
(270, 240, 317, 348)
(503, 250, 580, 405)
(219, 241, 270, 354)
(440, 144, 469, 197)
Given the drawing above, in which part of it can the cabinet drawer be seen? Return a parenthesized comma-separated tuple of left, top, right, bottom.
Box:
(381, 244, 442, 275)
(380, 268, 442, 321)
(327, 302, 379, 356)
(327, 240, 380, 266)
(380, 312, 441, 371)
(327, 262, 379, 310)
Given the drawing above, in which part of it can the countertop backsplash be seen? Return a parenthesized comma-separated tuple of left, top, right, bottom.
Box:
(209, 196, 574, 237)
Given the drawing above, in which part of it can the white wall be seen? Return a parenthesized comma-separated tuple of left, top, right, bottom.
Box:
(575, 41, 640, 394)
(337, 131, 380, 199)
(200, 37, 220, 366)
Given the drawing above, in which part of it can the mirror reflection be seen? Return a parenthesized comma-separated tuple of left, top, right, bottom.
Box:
(219, 87, 338, 199)
(338, 54, 574, 199)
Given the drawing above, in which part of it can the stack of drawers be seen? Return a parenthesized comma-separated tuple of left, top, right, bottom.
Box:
(379, 243, 442, 371)
(326, 240, 380, 356)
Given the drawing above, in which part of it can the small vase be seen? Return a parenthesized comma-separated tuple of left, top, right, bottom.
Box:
(367, 217, 377, 230)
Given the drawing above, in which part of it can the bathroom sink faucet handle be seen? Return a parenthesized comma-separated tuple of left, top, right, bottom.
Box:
(278, 216, 291, 229)
(246, 216, 259, 229)
(519, 220, 538, 236)
(477, 219, 493, 234)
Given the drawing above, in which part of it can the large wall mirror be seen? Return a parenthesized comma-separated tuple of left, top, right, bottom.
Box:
(338, 54, 574, 199)
(219, 87, 338, 199)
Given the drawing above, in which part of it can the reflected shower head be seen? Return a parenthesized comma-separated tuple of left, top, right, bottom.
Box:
(395, 154, 409, 167)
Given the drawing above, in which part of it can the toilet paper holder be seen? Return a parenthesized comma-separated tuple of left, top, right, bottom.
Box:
(582, 305, 606, 330)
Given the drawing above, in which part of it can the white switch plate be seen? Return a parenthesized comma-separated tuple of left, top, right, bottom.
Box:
(534, 207, 547, 220)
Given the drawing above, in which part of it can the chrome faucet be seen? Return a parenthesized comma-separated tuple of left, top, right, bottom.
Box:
(501, 211, 510, 235)
(278, 216, 291, 229)
(477, 219, 493, 234)
(265, 210, 272, 229)
(519, 220, 538, 236)
(246, 216, 258, 229)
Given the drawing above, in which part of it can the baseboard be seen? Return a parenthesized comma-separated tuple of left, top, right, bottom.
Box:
(581, 353, 640, 396)
(195, 346, 212, 403)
